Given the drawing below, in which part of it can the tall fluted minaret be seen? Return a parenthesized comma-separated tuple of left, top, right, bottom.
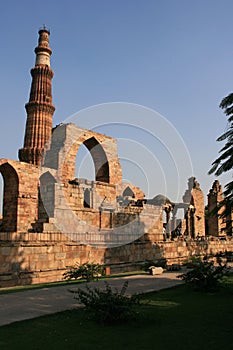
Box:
(19, 26, 55, 166)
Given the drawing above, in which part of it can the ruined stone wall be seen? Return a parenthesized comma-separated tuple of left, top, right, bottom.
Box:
(0, 232, 105, 287)
(208, 180, 228, 236)
(183, 177, 205, 237)
(1, 233, 233, 287)
(65, 180, 117, 211)
(191, 185, 205, 236)
(38, 179, 163, 242)
(0, 159, 39, 232)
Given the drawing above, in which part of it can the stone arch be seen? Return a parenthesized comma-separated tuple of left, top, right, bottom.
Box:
(123, 186, 135, 198)
(40, 171, 57, 186)
(0, 159, 39, 232)
(39, 171, 57, 219)
(49, 124, 122, 185)
(84, 188, 91, 208)
(0, 162, 19, 232)
(75, 143, 95, 181)
(83, 137, 109, 183)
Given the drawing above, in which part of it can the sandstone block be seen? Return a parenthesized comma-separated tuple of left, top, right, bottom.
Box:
(149, 266, 163, 275)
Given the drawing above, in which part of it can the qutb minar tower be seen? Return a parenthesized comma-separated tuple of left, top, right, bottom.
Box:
(19, 26, 55, 166)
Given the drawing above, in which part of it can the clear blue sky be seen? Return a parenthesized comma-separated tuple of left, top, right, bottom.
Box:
(0, 0, 232, 204)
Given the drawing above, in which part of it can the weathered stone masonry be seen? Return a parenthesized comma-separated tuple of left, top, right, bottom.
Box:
(1, 232, 233, 287)
(0, 28, 232, 287)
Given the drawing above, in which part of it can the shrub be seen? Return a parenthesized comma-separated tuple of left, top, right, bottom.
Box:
(73, 281, 140, 324)
(178, 256, 229, 292)
(63, 262, 104, 282)
(183, 256, 202, 269)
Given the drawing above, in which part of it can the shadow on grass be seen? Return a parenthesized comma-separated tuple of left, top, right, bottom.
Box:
(0, 278, 233, 350)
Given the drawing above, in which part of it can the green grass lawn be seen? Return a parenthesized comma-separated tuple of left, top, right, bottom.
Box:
(0, 277, 233, 350)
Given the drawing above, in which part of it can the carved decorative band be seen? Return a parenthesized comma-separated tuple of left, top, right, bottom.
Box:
(31, 67, 54, 78)
(25, 102, 55, 114)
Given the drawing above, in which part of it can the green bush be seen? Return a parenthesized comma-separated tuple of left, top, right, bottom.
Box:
(183, 256, 202, 269)
(63, 262, 104, 282)
(73, 281, 140, 324)
(178, 257, 229, 291)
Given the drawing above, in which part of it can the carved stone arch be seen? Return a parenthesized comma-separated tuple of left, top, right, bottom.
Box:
(83, 137, 109, 183)
(0, 159, 39, 232)
(48, 124, 122, 185)
(40, 170, 57, 186)
(123, 186, 135, 198)
(84, 188, 91, 208)
(39, 171, 57, 219)
(0, 162, 19, 232)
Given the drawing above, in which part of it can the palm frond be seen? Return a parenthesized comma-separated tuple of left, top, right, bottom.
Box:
(219, 93, 233, 109)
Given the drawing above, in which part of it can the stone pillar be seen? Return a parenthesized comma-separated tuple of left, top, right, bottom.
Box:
(183, 177, 205, 237)
(207, 180, 226, 236)
(171, 208, 177, 234)
(165, 206, 171, 238)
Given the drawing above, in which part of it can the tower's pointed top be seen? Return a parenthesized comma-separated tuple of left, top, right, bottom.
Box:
(35, 27, 52, 66)
(39, 24, 50, 34)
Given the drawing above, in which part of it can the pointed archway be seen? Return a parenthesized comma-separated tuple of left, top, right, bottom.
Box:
(75, 143, 95, 181)
(123, 186, 135, 198)
(0, 163, 19, 232)
(83, 137, 109, 183)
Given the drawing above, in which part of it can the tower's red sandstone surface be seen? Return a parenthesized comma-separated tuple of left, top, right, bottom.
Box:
(19, 27, 55, 166)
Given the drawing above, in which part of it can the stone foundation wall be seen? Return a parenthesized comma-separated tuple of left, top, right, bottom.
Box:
(0, 232, 106, 287)
(0, 232, 233, 287)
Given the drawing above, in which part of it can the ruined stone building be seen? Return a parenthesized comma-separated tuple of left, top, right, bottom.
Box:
(207, 180, 233, 236)
(0, 29, 232, 286)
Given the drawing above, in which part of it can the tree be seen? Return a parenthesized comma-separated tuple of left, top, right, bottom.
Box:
(209, 93, 233, 222)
